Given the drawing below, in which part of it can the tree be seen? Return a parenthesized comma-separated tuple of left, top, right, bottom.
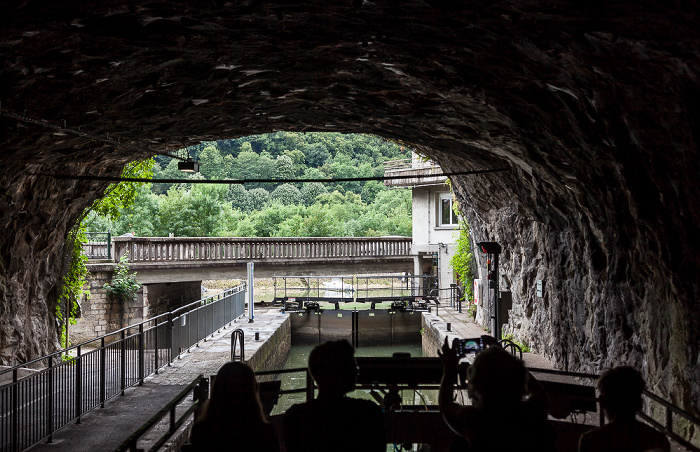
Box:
(227, 184, 248, 210)
(274, 155, 295, 181)
(245, 188, 270, 212)
(300, 182, 327, 206)
(199, 145, 224, 180)
(271, 184, 301, 205)
(306, 142, 330, 167)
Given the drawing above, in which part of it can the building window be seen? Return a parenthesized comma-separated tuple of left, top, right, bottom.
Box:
(439, 193, 459, 227)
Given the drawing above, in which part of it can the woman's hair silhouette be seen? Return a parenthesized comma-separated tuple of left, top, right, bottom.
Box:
(189, 361, 279, 452)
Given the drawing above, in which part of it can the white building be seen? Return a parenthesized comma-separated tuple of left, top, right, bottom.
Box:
(384, 154, 461, 301)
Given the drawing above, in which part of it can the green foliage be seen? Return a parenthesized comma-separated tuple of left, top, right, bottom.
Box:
(104, 253, 141, 302)
(299, 182, 327, 206)
(502, 333, 531, 353)
(271, 184, 301, 205)
(450, 213, 475, 302)
(57, 227, 89, 349)
(88, 133, 414, 240)
(91, 158, 155, 220)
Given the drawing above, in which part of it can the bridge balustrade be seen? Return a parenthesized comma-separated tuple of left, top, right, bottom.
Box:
(112, 237, 411, 263)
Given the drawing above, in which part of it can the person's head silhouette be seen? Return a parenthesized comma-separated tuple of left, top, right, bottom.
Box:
(598, 366, 645, 422)
(467, 345, 526, 409)
(207, 361, 266, 423)
(308, 340, 358, 397)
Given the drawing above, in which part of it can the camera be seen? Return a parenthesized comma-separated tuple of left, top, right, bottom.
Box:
(456, 337, 485, 356)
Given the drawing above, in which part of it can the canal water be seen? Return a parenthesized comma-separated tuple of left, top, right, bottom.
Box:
(270, 343, 426, 415)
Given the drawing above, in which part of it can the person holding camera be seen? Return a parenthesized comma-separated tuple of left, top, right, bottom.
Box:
(438, 337, 555, 451)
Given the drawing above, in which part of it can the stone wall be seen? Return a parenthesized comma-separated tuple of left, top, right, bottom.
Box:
(71, 270, 145, 344)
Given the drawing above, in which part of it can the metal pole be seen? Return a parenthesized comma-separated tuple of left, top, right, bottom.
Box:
(247, 262, 254, 323)
(138, 323, 145, 385)
(75, 346, 82, 424)
(12, 369, 18, 452)
(107, 230, 112, 260)
(47, 356, 54, 443)
(120, 330, 126, 395)
(100, 338, 106, 408)
(154, 318, 159, 374)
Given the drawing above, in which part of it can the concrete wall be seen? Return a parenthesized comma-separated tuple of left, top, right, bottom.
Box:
(412, 187, 459, 248)
(411, 186, 460, 295)
(143, 281, 201, 318)
(246, 316, 291, 382)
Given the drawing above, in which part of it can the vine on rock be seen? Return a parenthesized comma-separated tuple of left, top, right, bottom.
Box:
(57, 158, 154, 350)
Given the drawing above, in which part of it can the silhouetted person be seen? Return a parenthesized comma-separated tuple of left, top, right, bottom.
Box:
(578, 366, 670, 452)
(438, 337, 555, 452)
(283, 340, 386, 452)
(189, 361, 279, 452)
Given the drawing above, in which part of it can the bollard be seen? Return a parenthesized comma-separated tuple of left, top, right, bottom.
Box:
(255, 332, 260, 341)
(447, 322, 452, 332)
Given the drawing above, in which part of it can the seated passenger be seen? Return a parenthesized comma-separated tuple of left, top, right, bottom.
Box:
(578, 366, 670, 452)
(283, 340, 386, 452)
(438, 337, 555, 451)
(189, 361, 279, 452)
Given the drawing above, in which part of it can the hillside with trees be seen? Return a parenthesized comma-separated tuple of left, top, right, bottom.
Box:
(84, 132, 413, 238)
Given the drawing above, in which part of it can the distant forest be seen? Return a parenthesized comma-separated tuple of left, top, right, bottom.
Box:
(84, 132, 414, 238)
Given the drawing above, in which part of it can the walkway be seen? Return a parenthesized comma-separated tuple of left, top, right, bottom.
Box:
(26, 311, 288, 452)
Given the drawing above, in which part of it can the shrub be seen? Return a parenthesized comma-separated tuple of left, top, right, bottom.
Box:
(104, 253, 141, 302)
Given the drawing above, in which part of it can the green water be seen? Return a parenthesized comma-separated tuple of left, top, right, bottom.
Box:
(270, 343, 425, 415)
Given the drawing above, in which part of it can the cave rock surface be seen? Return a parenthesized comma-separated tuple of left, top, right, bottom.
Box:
(0, 1, 699, 415)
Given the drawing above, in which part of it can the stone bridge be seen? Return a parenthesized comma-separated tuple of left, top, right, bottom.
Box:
(74, 236, 414, 342)
(90, 236, 414, 283)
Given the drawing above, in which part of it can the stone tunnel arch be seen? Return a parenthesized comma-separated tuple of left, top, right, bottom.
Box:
(1, 1, 699, 416)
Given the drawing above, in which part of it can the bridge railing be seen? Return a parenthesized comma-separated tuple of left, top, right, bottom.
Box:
(0, 285, 246, 452)
(112, 237, 412, 263)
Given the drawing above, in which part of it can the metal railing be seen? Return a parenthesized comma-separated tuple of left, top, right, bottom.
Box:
(83, 231, 112, 259)
(0, 285, 246, 452)
(528, 367, 700, 451)
(114, 375, 209, 452)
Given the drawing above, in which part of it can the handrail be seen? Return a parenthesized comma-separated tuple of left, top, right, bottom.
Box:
(0, 285, 246, 376)
(1, 286, 246, 452)
(114, 375, 208, 452)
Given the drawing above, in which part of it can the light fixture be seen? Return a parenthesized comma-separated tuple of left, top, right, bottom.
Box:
(178, 157, 199, 173)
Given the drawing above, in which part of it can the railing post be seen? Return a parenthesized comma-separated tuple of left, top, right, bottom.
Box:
(154, 318, 159, 374)
(47, 355, 54, 443)
(138, 323, 145, 385)
(306, 369, 315, 402)
(12, 368, 18, 452)
(100, 337, 106, 408)
(666, 406, 673, 433)
(75, 345, 82, 424)
(121, 330, 126, 395)
(107, 230, 112, 260)
(168, 313, 174, 366)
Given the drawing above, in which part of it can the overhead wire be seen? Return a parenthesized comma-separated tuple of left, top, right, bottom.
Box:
(29, 167, 509, 185)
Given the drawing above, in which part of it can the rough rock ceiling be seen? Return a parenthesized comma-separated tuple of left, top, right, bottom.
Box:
(1, 1, 699, 415)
